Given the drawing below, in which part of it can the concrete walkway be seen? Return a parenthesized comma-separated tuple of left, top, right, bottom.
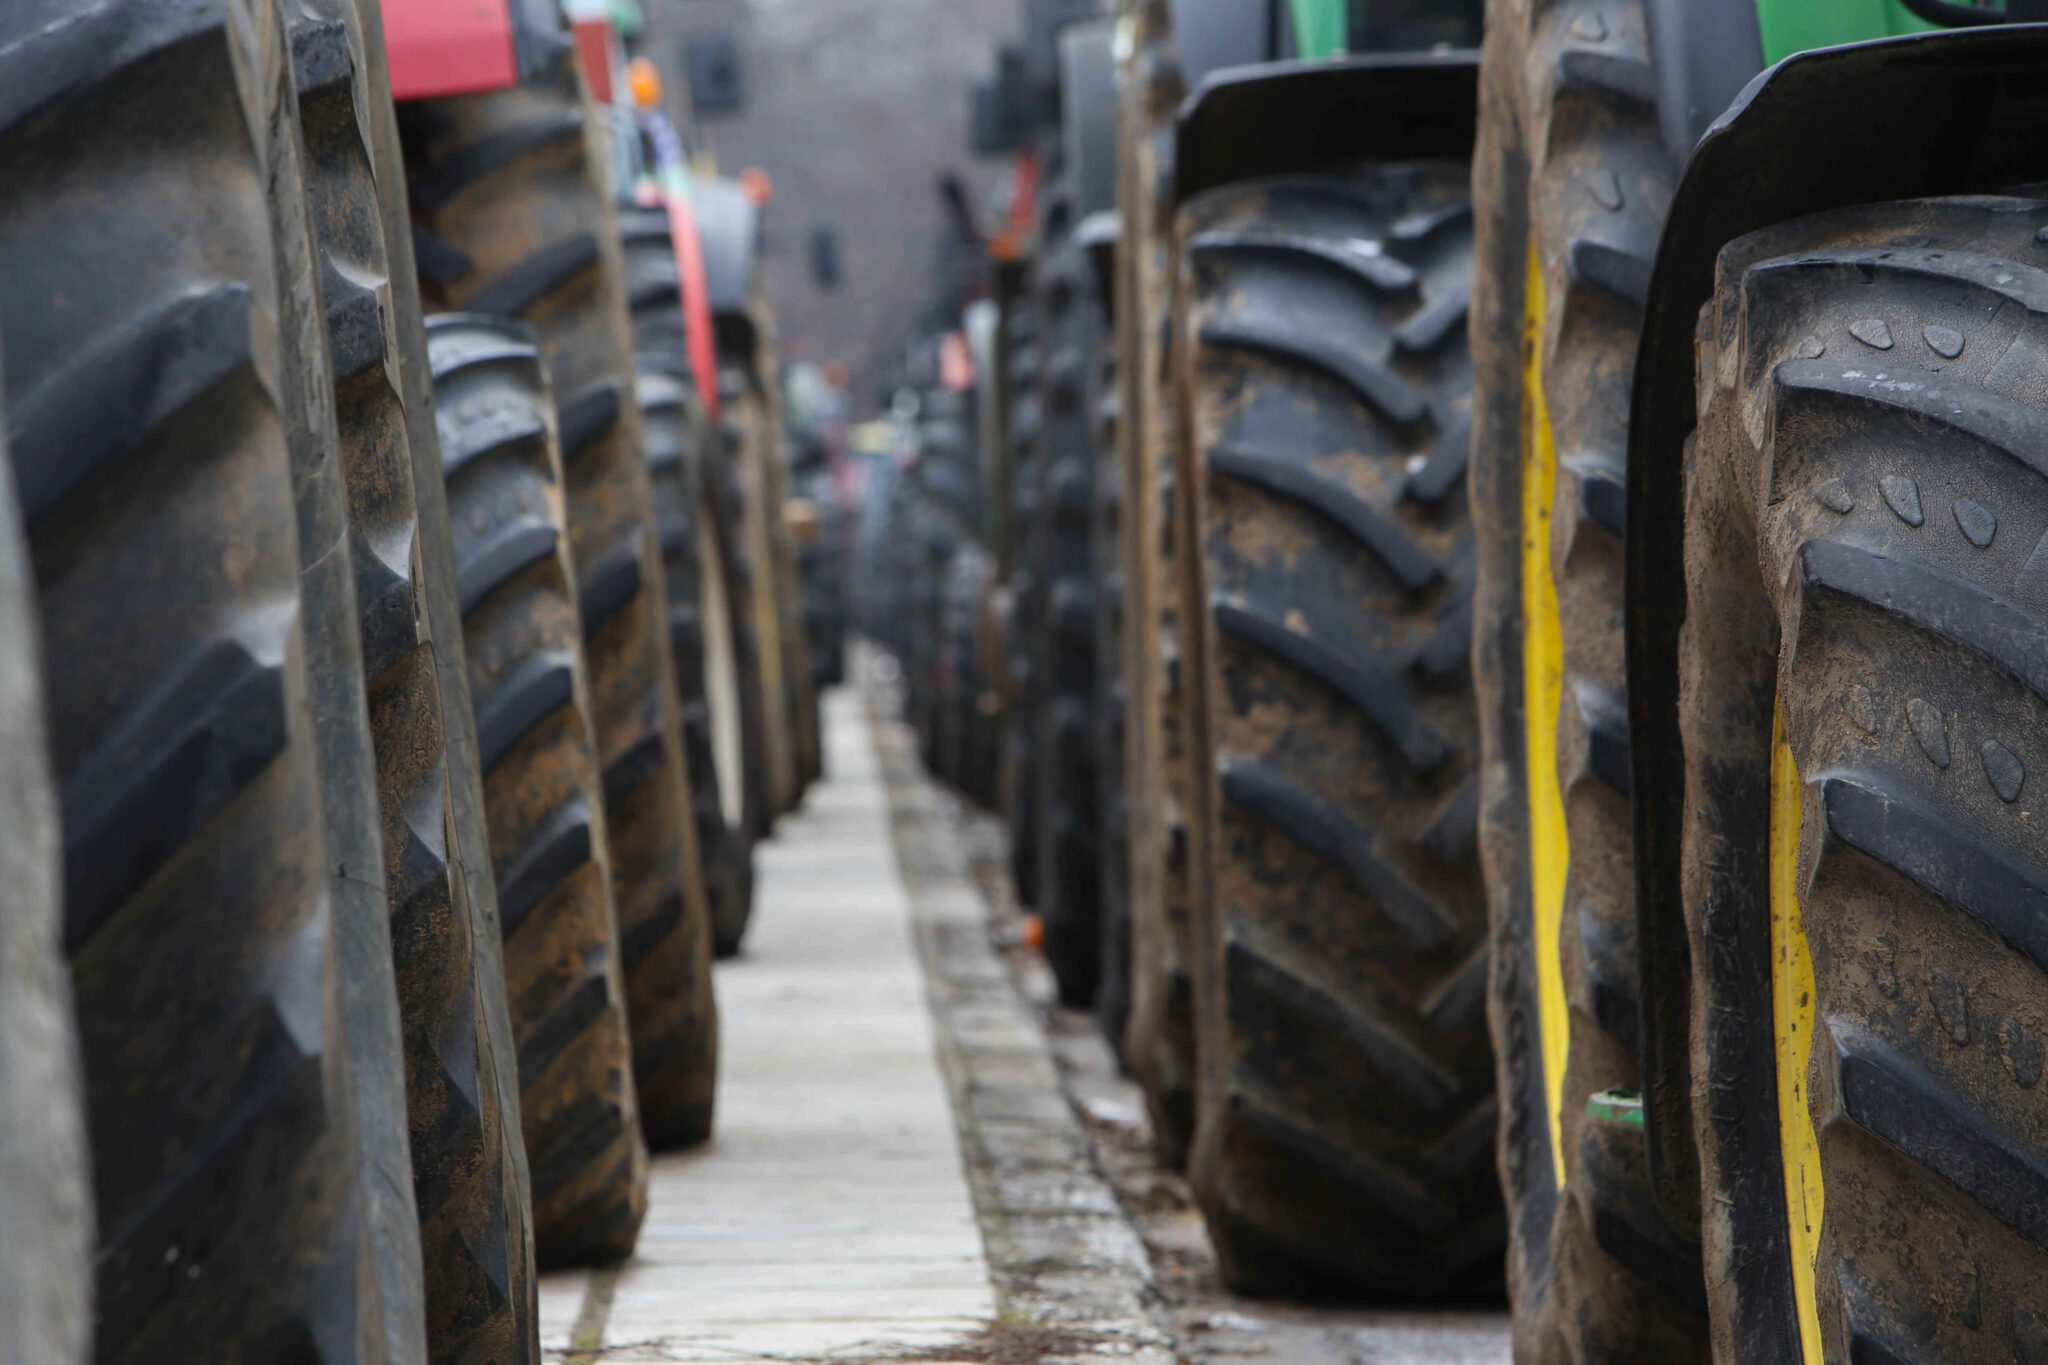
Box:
(542, 687, 995, 1362)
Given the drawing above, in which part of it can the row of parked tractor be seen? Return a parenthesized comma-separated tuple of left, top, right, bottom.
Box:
(865, 0, 2048, 1361)
(0, 2, 857, 1361)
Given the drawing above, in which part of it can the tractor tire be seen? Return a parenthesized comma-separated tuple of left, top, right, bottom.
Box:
(1118, 0, 1200, 1168)
(727, 380, 800, 822)
(1468, 0, 1707, 1357)
(292, 3, 539, 1356)
(0, 0, 424, 1353)
(639, 369, 760, 956)
(1093, 326, 1134, 1061)
(426, 315, 650, 1265)
(756, 334, 822, 800)
(617, 206, 760, 953)
(0, 403, 91, 1365)
(402, 57, 720, 1154)
(1178, 167, 1501, 1296)
(716, 418, 777, 849)
(1030, 211, 1106, 1009)
(1003, 301, 1045, 910)
(1678, 194, 2048, 1365)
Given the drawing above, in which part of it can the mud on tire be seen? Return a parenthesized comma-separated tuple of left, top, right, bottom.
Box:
(402, 57, 720, 1155)
(638, 367, 761, 957)
(291, 2, 540, 1354)
(1178, 167, 1501, 1295)
(426, 315, 650, 1264)
(1, 0, 425, 1351)
(1467, 0, 1708, 1356)
(0, 390, 91, 1365)
(619, 206, 760, 956)
(1116, 0, 1200, 1168)
(1678, 194, 2048, 1365)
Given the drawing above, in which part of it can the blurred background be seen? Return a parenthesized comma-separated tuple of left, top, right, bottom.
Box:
(638, 0, 1016, 410)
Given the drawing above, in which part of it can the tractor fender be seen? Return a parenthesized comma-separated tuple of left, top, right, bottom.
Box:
(383, 0, 567, 101)
(1624, 23, 2048, 1232)
(1060, 19, 1120, 225)
(693, 175, 763, 361)
(1165, 0, 1274, 106)
(1171, 51, 1478, 207)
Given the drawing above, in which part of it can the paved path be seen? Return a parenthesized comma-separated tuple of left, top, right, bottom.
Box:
(542, 674, 1510, 1363)
(542, 687, 995, 1361)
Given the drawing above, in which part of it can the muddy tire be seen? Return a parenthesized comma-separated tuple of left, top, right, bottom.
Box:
(0, 406, 91, 1365)
(1467, 0, 1707, 1355)
(1029, 211, 1106, 1009)
(1117, 1, 1200, 1168)
(1002, 299, 1045, 910)
(425, 315, 650, 1264)
(1, 0, 425, 1351)
(727, 379, 800, 822)
(403, 58, 720, 1154)
(1178, 167, 1500, 1295)
(618, 206, 759, 953)
(1675, 195, 2048, 1364)
(640, 368, 760, 956)
(291, 3, 540, 1354)
(1092, 325, 1134, 1059)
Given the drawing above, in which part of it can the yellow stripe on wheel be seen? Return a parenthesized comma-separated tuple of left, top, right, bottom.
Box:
(1771, 705, 1826, 1364)
(1519, 243, 1570, 1188)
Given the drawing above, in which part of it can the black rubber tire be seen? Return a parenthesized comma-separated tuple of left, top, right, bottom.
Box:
(1178, 167, 1502, 1296)
(291, 4, 540, 1355)
(0, 395, 91, 1365)
(1, 1, 422, 1352)
(639, 369, 760, 957)
(1093, 324, 1134, 1062)
(618, 205, 692, 377)
(1676, 194, 2048, 1365)
(402, 58, 720, 1155)
(425, 315, 651, 1266)
(726, 378, 801, 821)
(1117, 0, 1200, 1169)
(1030, 203, 1106, 1010)
(617, 205, 759, 954)
(1002, 300, 1045, 910)
(1467, 0, 1708, 1357)
(757, 339, 822, 802)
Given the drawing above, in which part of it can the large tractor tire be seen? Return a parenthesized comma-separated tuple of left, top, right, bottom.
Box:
(1677, 195, 2048, 1365)
(402, 57, 720, 1154)
(726, 377, 800, 822)
(1, 0, 426, 1353)
(1030, 204, 1106, 1009)
(1468, 1, 1706, 1356)
(618, 206, 760, 955)
(639, 368, 761, 956)
(758, 337, 822, 801)
(1178, 166, 1501, 1295)
(1117, 0, 1201, 1168)
(292, 2, 539, 1355)
(426, 315, 650, 1264)
(1002, 299, 1045, 909)
(0, 408, 91, 1365)
(1093, 325, 1134, 1059)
